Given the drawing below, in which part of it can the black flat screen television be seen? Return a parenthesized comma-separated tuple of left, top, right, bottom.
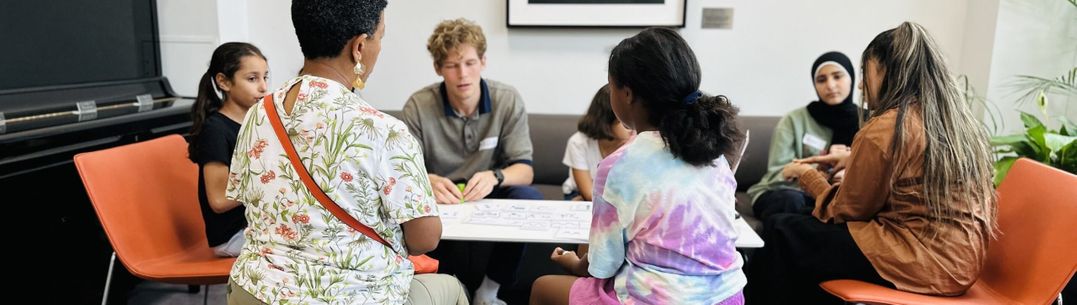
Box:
(0, 0, 177, 135)
(0, 1, 160, 91)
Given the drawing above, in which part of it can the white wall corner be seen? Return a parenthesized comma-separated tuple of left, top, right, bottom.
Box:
(958, 0, 1001, 119)
(217, 0, 250, 43)
(157, 0, 222, 96)
(985, 0, 1077, 133)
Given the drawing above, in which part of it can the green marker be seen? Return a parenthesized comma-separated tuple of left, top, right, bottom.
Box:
(456, 183, 466, 203)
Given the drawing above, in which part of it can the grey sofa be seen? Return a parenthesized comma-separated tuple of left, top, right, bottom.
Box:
(384, 110, 779, 302)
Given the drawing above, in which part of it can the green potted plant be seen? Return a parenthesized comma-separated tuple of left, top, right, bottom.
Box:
(990, 67, 1077, 185)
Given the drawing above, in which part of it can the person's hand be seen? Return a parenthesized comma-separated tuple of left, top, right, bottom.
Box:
(462, 170, 497, 202)
(821, 145, 850, 169)
(550, 247, 581, 272)
(428, 174, 463, 204)
(782, 162, 816, 181)
(828, 144, 851, 155)
(830, 169, 847, 184)
(798, 148, 852, 168)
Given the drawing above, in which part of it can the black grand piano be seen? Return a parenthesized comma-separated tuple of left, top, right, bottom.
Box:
(1, 1, 192, 303)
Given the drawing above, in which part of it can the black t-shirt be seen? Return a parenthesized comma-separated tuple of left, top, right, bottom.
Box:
(191, 112, 247, 246)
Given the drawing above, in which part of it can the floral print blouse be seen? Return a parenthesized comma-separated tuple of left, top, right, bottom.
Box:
(227, 75, 438, 304)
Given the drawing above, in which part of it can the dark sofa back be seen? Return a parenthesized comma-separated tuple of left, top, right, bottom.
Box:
(381, 110, 576, 187)
(735, 116, 781, 192)
(527, 114, 578, 186)
(383, 109, 779, 194)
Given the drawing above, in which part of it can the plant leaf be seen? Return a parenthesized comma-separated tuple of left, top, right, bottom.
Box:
(1060, 116, 1077, 136)
(990, 134, 1027, 146)
(995, 133, 1038, 158)
(1010, 67, 1077, 107)
(1057, 138, 1077, 174)
(1026, 125, 1050, 161)
(1044, 133, 1077, 152)
(1020, 112, 1044, 129)
(993, 156, 1019, 187)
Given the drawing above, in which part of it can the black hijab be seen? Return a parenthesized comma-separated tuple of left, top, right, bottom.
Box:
(806, 51, 860, 146)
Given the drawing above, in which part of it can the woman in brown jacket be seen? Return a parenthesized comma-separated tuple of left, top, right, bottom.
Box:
(744, 22, 997, 305)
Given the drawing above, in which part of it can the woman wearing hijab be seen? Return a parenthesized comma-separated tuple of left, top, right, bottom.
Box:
(746, 51, 861, 222)
(745, 21, 997, 305)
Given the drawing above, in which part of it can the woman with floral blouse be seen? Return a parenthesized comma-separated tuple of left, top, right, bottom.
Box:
(223, 1, 467, 304)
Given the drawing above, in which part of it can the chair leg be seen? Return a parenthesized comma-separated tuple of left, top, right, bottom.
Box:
(101, 252, 117, 305)
(203, 284, 210, 305)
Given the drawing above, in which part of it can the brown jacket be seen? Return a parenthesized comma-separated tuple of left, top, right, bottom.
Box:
(799, 106, 992, 296)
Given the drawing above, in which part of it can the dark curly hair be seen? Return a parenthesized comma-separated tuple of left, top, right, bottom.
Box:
(608, 28, 742, 167)
(291, 0, 387, 59)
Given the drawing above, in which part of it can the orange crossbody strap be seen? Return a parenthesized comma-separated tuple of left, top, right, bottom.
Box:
(262, 94, 392, 248)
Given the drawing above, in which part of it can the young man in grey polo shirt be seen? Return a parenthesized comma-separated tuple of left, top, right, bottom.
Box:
(402, 18, 542, 305)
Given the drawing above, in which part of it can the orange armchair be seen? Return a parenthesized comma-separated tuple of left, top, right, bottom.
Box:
(74, 135, 235, 305)
(819, 158, 1077, 305)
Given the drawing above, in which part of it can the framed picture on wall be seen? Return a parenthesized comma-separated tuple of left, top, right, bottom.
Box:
(507, 0, 687, 28)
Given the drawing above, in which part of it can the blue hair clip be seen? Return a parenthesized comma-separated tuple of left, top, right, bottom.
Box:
(682, 90, 702, 105)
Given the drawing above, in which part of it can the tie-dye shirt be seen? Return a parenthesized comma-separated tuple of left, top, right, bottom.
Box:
(587, 131, 746, 304)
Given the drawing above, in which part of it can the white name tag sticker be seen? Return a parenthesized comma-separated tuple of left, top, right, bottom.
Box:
(802, 134, 827, 152)
(479, 137, 499, 150)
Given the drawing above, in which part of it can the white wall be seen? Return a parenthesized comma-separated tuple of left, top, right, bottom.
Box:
(984, 0, 1077, 133)
(219, 0, 980, 116)
(158, 0, 220, 97)
(164, 0, 1022, 120)
(246, 0, 297, 93)
(216, 0, 250, 43)
(959, 0, 1001, 119)
(681, 0, 972, 116)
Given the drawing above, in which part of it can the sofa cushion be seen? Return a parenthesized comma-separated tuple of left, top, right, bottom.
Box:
(734, 116, 782, 192)
(384, 109, 577, 199)
(534, 184, 566, 201)
(386, 110, 778, 190)
(383, 110, 404, 121)
(526, 114, 579, 188)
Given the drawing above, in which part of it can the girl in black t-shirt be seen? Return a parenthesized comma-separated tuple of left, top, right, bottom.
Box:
(188, 42, 268, 257)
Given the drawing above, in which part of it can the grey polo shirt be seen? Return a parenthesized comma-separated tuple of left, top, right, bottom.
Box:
(402, 79, 533, 182)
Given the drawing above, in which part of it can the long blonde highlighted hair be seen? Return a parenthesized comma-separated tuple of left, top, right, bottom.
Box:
(861, 22, 998, 237)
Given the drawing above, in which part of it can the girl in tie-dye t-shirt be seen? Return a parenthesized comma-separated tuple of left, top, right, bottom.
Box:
(530, 27, 746, 305)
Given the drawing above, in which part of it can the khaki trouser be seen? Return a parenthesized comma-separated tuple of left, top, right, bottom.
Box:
(227, 274, 469, 305)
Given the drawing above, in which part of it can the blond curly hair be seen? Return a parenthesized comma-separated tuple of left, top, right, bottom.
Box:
(427, 18, 487, 67)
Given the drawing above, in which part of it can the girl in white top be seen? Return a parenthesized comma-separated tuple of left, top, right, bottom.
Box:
(562, 84, 634, 201)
